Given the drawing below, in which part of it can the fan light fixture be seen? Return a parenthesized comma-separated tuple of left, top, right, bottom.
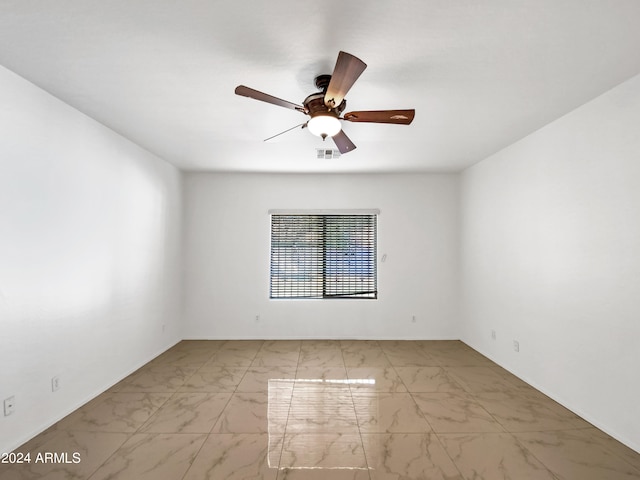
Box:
(307, 114, 341, 139)
(234, 51, 415, 154)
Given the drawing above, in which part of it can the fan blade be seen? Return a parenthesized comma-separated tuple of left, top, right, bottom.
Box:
(235, 85, 305, 112)
(324, 51, 367, 108)
(343, 109, 415, 125)
(264, 123, 307, 142)
(332, 129, 357, 154)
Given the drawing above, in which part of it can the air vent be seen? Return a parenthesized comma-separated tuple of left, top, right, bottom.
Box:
(316, 149, 341, 160)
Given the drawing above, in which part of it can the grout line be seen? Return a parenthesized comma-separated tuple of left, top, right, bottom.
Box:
(273, 342, 302, 474)
(344, 345, 374, 480)
(509, 432, 562, 480)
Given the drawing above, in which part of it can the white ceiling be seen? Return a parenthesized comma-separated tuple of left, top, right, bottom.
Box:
(1, 1, 640, 173)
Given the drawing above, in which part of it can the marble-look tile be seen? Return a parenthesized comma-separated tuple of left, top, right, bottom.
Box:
(489, 365, 540, 391)
(346, 367, 406, 392)
(107, 372, 141, 393)
(415, 340, 469, 352)
(268, 379, 296, 434)
(295, 366, 348, 381)
(212, 392, 274, 434)
(207, 349, 258, 367)
(53, 393, 113, 430)
(342, 348, 391, 367)
(445, 366, 523, 393)
(276, 469, 371, 480)
(291, 382, 353, 396)
(287, 385, 359, 434)
(183, 433, 281, 480)
(9, 339, 638, 480)
(139, 392, 231, 433)
(474, 391, 592, 432)
(382, 349, 435, 367)
(362, 433, 462, 480)
(171, 340, 226, 351)
(394, 366, 465, 393)
(89, 433, 207, 480)
(150, 349, 215, 367)
(260, 340, 302, 353)
(237, 366, 296, 392)
(428, 350, 494, 367)
(514, 430, 640, 480)
(297, 348, 345, 367)
(378, 340, 420, 351)
(0, 462, 35, 480)
(412, 393, 504, 433)
(11, 425, 61, 455)
(80, 390, 116, 410)
(179, 366, 247, 392)
(300, 340, 342, 349)
(118, 366, 198, 392)
(438, 432, 556, 479)
(220, 340, 265, 351)
(529, 391, 595, 423)
(64, 392, 172, 432)
(583, 428, 640, 472)
(1, 431, 129, 480)
(279, 433, 367, 472)
(207, 341, 263, 366)
(352, 392, 431, 433)
(252, 351, 301, 367)
(170, 340, 214, 349)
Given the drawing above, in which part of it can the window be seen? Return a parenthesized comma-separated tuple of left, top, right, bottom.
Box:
(270, 213, 377, 299)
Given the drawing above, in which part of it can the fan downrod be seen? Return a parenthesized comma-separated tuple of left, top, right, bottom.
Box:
(314, 74, 332, 92)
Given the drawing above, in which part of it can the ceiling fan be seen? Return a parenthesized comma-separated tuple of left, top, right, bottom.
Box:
(235, 51, 415, 154)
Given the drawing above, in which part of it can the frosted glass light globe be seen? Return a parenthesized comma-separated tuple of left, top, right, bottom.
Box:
(307, 114, 341, 138)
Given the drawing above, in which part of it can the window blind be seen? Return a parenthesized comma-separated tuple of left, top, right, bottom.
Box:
(270, 214, 377, 299)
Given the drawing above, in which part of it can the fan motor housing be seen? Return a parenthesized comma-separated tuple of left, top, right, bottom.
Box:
(303, 92, 346, 118)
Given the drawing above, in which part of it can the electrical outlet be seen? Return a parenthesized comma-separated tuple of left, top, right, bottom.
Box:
(255, 315, 260, 322)
(411, 315, 416, 323)
(51, 376, 60, 392)
(4, 396, 15, 416)
(513, 340, 520, 352)
(491, 330, 496, 340)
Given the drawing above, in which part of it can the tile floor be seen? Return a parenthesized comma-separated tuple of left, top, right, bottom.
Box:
(2, 340, 640, 479)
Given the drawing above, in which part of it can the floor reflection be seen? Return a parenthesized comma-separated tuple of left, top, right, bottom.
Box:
(268, 378, 374, 471)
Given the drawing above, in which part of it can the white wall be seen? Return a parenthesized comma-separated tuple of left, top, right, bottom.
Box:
(460, 73, 640, 452)
(0, 66, 183, 453)
(183, 173, 460, 340)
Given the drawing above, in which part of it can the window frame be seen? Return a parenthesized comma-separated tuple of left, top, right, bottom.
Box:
(269, 210, 379, 300)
